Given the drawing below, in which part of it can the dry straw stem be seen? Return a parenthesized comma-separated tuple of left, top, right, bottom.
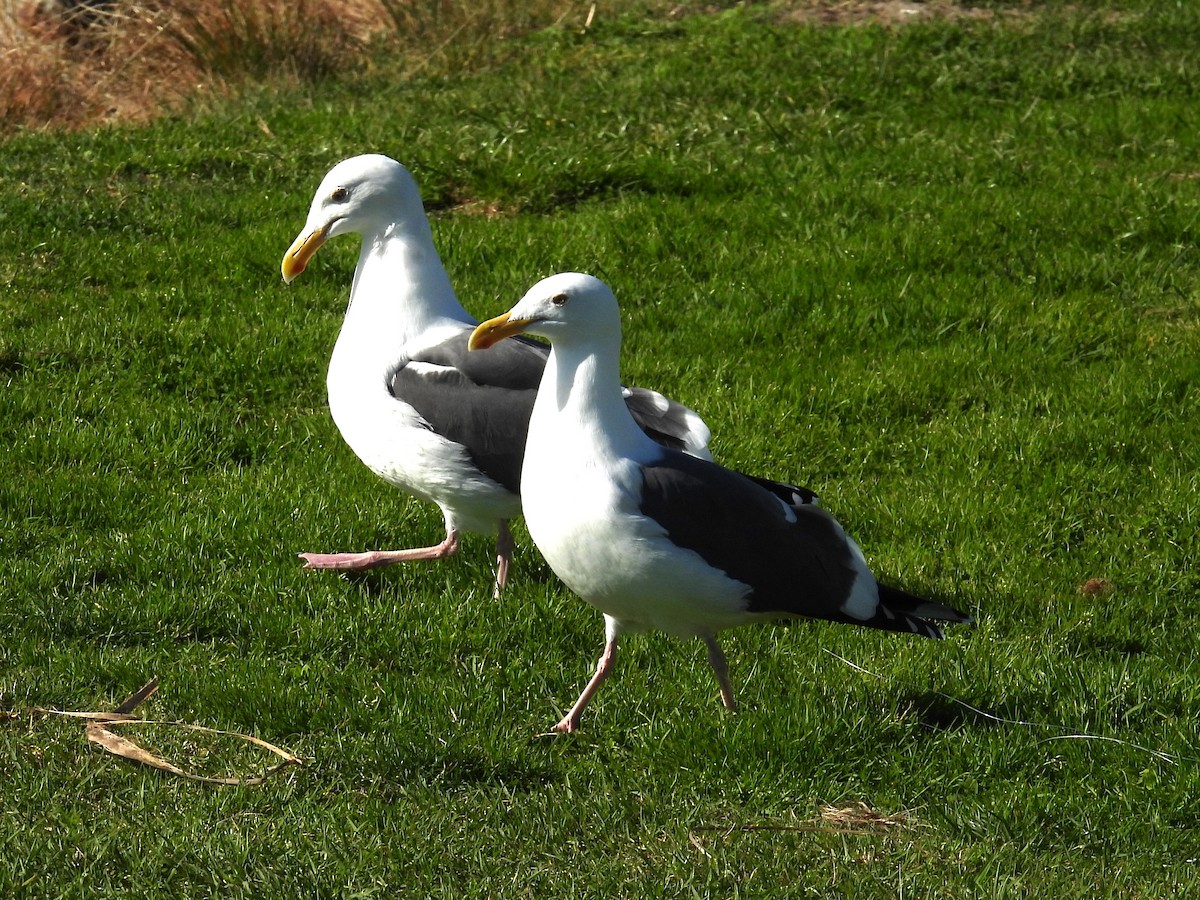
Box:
(694, 802, 921, 839)
(815, 801, 918, 834)
(780, 0, 1031, 27)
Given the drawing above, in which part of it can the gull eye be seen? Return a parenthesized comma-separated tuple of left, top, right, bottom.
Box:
(550, 292, 568, 307)
(330, 187, 349, 203)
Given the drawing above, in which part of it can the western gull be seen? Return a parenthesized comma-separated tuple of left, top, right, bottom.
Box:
(280, 155, 722, 596)
(468, 272, 971, 732)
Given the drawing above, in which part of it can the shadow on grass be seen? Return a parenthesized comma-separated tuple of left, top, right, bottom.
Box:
(338, 569, 394, 597)
(423, 166, 700, 217)
(897, 690, 1016, 731)
(361, 744, 560, 798)
(1066, 633, 1147, 658)
(325, 546, 560, 597)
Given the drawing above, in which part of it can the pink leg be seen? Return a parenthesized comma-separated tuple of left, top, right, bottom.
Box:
(554, 625, 621, 733)
(493, 520, 513, 599)
(702, 633, 737, 712)
(299, 529, 460, 570)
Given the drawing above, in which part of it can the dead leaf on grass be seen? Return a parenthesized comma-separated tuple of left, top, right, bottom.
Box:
(29, 676, 303, 785)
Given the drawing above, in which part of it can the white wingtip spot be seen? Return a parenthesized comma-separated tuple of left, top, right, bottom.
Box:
(837, 533, 879, 621)
(774, 495, 798, 523)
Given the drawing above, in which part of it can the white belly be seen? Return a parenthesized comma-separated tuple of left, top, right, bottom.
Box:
(521, 450, 750, 637)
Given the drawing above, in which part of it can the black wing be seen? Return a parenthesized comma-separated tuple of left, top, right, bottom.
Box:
(742, 473, 820, 508)
(394, 331, 724, 493)
(639, 452, 860, 622)
(639, 452, 966, 635)
(622, 387, 711, 457)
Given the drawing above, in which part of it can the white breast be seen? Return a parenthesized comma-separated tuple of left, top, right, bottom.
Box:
(521, 413, 749, 638)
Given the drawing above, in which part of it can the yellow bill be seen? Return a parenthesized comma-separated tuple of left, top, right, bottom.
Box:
(469, 313, 537, 351)
(280, 225, 330, 283)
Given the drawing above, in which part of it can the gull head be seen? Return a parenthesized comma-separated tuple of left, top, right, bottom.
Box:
(469, 273, 622, 351)
(281, 154, 426, 283)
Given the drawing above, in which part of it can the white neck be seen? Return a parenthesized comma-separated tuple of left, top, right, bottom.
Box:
(340, 218, 474, 354)
(530, 329, 660, 468)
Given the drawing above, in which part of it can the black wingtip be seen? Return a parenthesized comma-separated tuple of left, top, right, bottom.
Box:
(876, 583, 972, 639)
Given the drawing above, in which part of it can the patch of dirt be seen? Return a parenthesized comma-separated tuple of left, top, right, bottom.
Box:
(1077, 577, 1114, 596)
(779, 0, 1030, 27)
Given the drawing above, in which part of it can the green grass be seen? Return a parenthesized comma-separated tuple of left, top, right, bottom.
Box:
(3, 2, 1200, 895)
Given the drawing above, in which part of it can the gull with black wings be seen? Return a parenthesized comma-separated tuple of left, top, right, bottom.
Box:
(469, 272, 970, 732)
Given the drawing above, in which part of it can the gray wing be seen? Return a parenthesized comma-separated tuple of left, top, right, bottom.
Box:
(412, 332, 547, 392)
(390, 333, 546, 494)
(393, 331, 723, 492)
(622, 386, 713, 459)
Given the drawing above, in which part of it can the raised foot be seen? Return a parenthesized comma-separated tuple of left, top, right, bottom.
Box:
(297, 533, 461, 572)
(298, 551, 394, 570)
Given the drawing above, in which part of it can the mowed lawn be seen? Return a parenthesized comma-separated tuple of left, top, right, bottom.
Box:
(2, 2, 1199, 896)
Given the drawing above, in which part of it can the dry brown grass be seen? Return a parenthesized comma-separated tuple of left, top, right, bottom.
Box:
(0, 0, 582, 133)
(155, 0, 380, 84)
(375, 0, 586, 71)
(0, 1, 1045, 133)
(3, 2, 174, 129)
